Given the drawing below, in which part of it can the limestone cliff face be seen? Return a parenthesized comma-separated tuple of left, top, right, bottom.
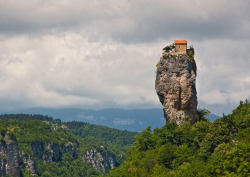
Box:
(155, 51, 197, 124)
(82, 148, 118, 173)
(20, 142, 78, 175)
(0, 125, 78, 176)
(0, 134, 20, 177)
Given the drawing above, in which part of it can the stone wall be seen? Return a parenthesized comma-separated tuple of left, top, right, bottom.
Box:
(175, 44, 187, 53)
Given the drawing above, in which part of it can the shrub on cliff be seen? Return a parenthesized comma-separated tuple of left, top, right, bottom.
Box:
(162, 43, 175, 52)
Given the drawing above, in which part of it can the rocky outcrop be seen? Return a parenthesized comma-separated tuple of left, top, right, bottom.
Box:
(20, 152, 37, 175)
(0, 133, 20, 177)
(155, 51, 197, 124)
(19, 142, 78, 175)
(0, 121, 79, 176)
(82, 148, 117, 173)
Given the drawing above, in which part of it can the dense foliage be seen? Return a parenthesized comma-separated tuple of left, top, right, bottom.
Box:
(109, 100, 250, 177)
(0, 119, 78, 155)
(35, 153, 102, 177)
(1, 100, 249, 176)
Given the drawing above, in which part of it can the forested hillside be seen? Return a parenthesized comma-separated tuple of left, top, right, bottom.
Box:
(63, 121, 138, 173)
(109, 100, 250, 177)
(64, 121, 138, 147)
(0, 119, 102, 176)
(0, 114, 54, 122)
(0, 100, 249, 176)
(0, 115, 138, 176)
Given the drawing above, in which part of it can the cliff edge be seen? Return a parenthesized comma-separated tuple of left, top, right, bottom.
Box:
(155, 42, 197, 124)
(0, 133, 20, 177)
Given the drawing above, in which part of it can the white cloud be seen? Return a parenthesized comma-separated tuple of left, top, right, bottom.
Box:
(0, 0, 249, 115)
(1, 0, 249, 41)
(0, 33, 164, 109)
(195, 39, 250, 113)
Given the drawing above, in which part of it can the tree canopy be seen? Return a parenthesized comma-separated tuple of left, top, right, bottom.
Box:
(109, 101, 250, 177)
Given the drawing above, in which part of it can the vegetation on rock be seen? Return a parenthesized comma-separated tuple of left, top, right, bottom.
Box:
(162, 43, 175, 52)
(187, 51, 194, 61)
(64, 121, 138, 173)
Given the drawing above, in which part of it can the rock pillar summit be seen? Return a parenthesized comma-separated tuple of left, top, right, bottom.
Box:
(155, 40, 197, 125)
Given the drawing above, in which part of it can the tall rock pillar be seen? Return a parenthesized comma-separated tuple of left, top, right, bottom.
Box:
(155, 41, 197, 124)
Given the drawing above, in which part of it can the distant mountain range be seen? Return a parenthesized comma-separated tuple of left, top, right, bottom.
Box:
(205, 113, 220, 122)
(0, 108, 220, 132)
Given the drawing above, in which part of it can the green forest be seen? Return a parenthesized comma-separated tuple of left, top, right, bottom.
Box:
(64, 121, 138, 148)
(0, 100, 249, 176)
(0, 119, 101, 177)
(109, 100, 250, 177)
(64, 121, 138, 167)
(0, 114, 137, 176)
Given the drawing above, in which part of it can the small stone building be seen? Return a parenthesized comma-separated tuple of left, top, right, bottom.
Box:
(174, 40, 187, 53)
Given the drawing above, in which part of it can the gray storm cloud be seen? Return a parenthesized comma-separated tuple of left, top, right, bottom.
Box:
(1, 0, 249, 41)
(0, 0, 249, 115)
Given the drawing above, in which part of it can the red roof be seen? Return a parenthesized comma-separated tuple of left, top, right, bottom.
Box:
(174, 40, 187, 44)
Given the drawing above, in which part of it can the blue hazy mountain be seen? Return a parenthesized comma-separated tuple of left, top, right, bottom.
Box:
(0, 108, 220, 132)
(205, 113, 221, 122)
(0, 108, 165, 132)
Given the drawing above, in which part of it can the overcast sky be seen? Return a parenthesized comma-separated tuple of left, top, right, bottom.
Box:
(0, 0, 249, 115)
